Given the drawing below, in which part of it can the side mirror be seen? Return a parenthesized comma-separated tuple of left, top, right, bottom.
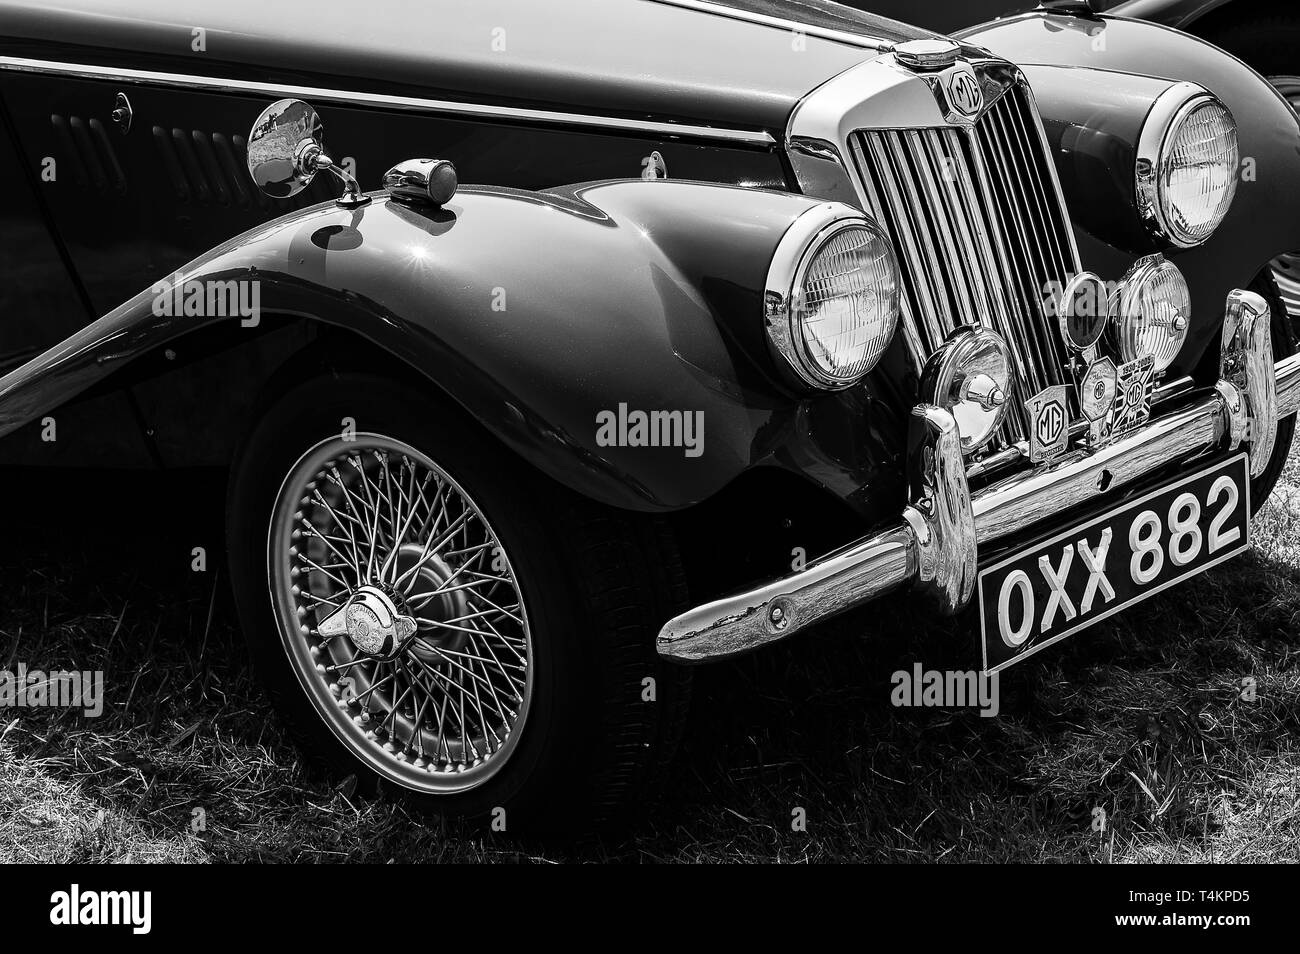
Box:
(246, 99, 368, 208)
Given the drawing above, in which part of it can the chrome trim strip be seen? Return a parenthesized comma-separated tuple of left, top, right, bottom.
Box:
(965, 441, 1026, 480)
(966, 110, 1040, 421)
(1155, 375, 1195, 404)
(975, 107, 1044, 394)
(970, 397, 1223, 539)
(659, 526, 916, 663)
(911, 130, 980, 320)
(977, 89, 1075, 405)
(0, 55, 777, 147)
(855, 132, 950, 349)
(786, 137, 859, 205)
(1013, 79, 1082, 270)
(658, 292, 1300, 663)
(646, 0, 895, 51)
(787, 55, 951, 154)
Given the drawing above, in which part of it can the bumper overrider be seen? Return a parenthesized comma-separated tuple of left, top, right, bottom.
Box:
(658, 290, 1297, 663)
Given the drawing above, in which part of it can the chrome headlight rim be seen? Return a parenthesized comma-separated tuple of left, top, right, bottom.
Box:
(764, 202, 901, 390)
(1136, 82, 1239, 249)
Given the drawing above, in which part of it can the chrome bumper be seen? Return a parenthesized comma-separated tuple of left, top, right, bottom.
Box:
(658, 289, 1298, 663)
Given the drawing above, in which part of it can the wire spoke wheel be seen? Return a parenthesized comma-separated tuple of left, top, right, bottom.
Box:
(1267, 76, 1300, 318)
(268, 432, 533, 794)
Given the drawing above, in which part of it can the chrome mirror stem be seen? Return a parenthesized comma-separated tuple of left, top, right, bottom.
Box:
(312, 152, 370, 208)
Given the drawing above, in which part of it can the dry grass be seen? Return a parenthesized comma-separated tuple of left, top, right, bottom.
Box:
(1, 448, 1298, 863)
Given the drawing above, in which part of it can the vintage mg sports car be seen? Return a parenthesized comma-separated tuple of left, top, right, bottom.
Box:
(0, 0, 1297, 826)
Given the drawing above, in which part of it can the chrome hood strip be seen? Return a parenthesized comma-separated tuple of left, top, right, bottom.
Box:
(646, 0, 896, 51)
(0, 56, 777, 148)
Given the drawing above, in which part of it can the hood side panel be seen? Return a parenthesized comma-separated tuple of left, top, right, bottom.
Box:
(0, 0, 921, 131)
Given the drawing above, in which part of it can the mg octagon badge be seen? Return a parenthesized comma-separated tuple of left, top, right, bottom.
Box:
(1025, 384, 1070, 463)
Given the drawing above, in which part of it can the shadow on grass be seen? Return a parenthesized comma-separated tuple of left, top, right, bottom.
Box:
(1, 465, 1297, 862)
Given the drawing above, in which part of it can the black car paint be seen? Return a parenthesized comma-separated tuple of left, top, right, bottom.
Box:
(0, 0, 927, 131)
(0, 0, 914, 369)
(0, 70, 789, 325)
(0, 0, 1293, 556)
(0, 180, 911, 515)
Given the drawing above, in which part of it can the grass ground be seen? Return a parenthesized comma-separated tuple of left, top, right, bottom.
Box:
(1, 447, 1298, 863)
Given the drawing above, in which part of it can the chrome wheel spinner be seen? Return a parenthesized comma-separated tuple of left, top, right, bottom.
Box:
(318, 585, 418, 661)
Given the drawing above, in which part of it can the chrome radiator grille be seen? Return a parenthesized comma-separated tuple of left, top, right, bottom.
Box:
(848, 85, 1080, 442)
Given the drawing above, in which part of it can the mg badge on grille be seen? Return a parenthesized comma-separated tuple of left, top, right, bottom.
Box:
(1026, 385, 1070, 464)
(945, 66, 984, 120)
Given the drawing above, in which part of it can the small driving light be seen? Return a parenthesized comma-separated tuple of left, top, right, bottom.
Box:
(1110, 254, 1191, 374)
(920, 327, 1014, 453)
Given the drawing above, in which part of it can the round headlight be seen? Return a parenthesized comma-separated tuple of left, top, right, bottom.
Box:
(1110, 254, 1191, 373)
(920, 327, 1014, 454)
(766, 204, 901, 389)
(1136, 84, 1238, 248)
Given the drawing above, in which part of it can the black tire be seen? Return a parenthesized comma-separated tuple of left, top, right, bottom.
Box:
(227, 372, 691, 830)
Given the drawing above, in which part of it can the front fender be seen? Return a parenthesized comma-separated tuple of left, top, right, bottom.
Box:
(0, 180, 907, 514)
(959, 11, 1300, 382)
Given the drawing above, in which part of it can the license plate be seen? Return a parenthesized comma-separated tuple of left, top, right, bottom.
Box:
(978, 454, 1250, 673)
